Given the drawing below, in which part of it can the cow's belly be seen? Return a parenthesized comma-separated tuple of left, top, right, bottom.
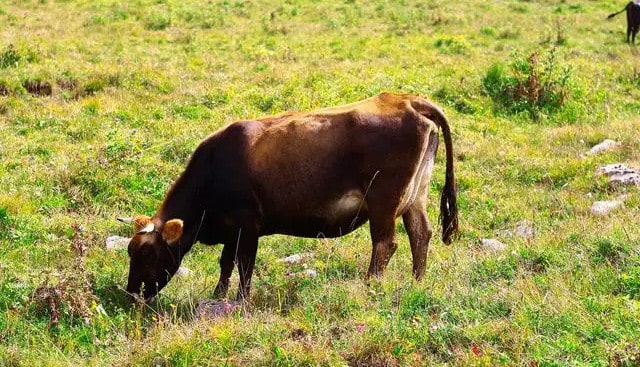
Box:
(261, 190, 370, 238)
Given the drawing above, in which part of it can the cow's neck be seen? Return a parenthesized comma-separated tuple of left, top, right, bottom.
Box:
(156, 168, 208, 254)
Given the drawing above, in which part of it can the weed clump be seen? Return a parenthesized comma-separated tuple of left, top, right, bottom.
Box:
(617, 267, 640, 300)
(0, 80, 9, 96)
(56, 72, 78, 90)
(482, 48, 573, 120)
(433, 84, 476, 114)
(30, 225, 96, 326)
(22, 79, 52, 96)
(0, 206, 8, 236)
(344, 344, 399, 367)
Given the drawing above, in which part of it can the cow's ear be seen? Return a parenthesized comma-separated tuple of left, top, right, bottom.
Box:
(162, 219, 184, 245)
(118, 215, 152, 233)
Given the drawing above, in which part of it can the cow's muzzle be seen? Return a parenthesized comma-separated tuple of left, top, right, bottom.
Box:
(128, 292, 156, 304)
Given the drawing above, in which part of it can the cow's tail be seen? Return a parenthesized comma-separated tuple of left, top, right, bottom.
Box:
(418, 100, 459, 244)
(608, 2, 631, 19)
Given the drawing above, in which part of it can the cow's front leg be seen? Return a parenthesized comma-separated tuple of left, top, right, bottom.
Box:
(213, 243, 235, 299)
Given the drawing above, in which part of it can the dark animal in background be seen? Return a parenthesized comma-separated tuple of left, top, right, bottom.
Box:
(118, 93, 459, 303)
(608, 1, 640, 44)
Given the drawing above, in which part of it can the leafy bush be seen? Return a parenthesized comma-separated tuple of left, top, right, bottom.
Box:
(0, 44, 21, 68)
(482, 48, 573, 120)
(434, 36, 470, 55)
(145, 11, 171, 30)
(0, 44, 38, 68)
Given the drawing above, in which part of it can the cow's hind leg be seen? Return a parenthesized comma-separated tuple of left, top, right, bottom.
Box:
(402, 201, 433, 281)
(235, 226, 259, 302)
(403, 130, 438, 280)
(213, 244, 235, 298)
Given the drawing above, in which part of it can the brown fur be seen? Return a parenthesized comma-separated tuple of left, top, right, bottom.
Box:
(122, 93, 459, 301)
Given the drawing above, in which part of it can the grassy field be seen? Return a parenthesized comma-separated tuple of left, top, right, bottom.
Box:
(1, 0, 640, 365)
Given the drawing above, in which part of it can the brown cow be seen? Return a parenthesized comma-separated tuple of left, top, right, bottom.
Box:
(118, 93, 458, 302)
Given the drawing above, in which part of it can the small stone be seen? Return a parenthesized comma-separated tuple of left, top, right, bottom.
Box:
(280, 252, 313, 264)
(302, 269, 318, 277)
(588, 139, 619, 155)
(514, 220, 535, 239)
(481, 239, 507, 251)
(175, 267, 192, 277)
(286, 268, 319, 278)
(591, 200, 623, 216)
(105, 235, 130, 250)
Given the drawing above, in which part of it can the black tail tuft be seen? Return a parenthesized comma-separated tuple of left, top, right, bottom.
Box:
(440, 170, 459, 244)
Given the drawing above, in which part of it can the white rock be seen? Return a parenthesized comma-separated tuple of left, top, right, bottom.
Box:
(596, 164, 640, 187)
(597, 163, 635, 176)
(591, 200, 623, 216)
(280, 252, 313, 264)
(105, 235, 130, 250)
(481, 239, 507, 251)
(175, 267, 192, 277)
(514, 220, 535, 239)
(588, 139, 619, 155)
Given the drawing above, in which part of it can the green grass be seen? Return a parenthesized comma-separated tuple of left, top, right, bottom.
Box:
(1, 0, 640, 365)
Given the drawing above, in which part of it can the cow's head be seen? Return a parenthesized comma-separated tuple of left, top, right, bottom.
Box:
(118, 215, 184, 302)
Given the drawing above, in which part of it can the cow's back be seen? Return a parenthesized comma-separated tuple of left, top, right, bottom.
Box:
(236, 93, 437, 238)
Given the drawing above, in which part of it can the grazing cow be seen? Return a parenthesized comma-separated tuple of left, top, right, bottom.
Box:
(118, 92, 458, 302)
(608, 1, 640, 43)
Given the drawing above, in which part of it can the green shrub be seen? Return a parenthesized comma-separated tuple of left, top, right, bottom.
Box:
(434, 36, 470, 55)
(145, 11, 171, 30)
(0, 44, 38, 68)
(482, 48, 573, 120)
(0, 45, 21, 68)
